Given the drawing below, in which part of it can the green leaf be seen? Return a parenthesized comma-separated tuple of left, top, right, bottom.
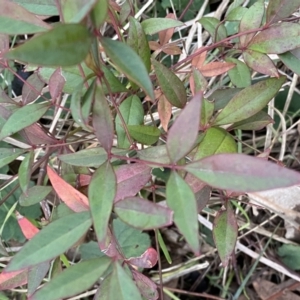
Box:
(115, 95, 144, 149)
(93, 83, 114, 152)
(96, 262, 142, 300)
(152, 59, 187, 108)
(141, 18, 183, 35)
(214, 77, 285, 125)
(19, 186, 52, 207)
(137, 145, 171, 165)
(277, 244, 300, 271)
(59, 147, 126, 167)
(18, 151, 34, 193)
(79, 241, 106, 260)
(239, 0, 264, 47)
(208, 88, 243, 111)
(248, 23, 300, 54)
(28, 261, 50, 297)
(88, 161, 116, 244)
(11, 0, 58, 16)
(167, 93, 202, 162)
(194, 127, 237, 160)
(0, 103, 49, 140)
(279, 48, 300, 76)
(243, 50, 279, 77)
(0, 0, 50, 34)
(266, 0, 300, 24)
(225, 6, 247, 21)
(225, 57, 251, 88)
(61, 0, 97, 23)
(6, 211, 92, 271)
(127, 17, 151, 72)
(113, 218, 150, 258)
(114, 197, 173, 230)
(192, 67, 207, 93)
(6, 24, 92, 66)
(213, 203, 238, 267)
(127, 125, 160, 145)
(31, 257, 112, 300)
(184, 153, 300, 192)
(166, 172, 200, 255)
(101, 38, 154, 99)
(0, 148, 25, 169)
(228, 111, 273, 131)
(200, 98, 214, 128)
(198, 17, 227, 42)
(91, 0, 108, 29)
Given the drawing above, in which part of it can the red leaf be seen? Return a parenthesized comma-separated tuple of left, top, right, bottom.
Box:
(22, 73, 45, 105)
(167, 92, 202, 162)
(132, 269, 159, 300)
(115, 163, 151, 202)
(47, 166, 89, 212)
(159, 13, 176, 46)
(49, 68, 66, 100)
(16, 212, 39, 240)
(0, 269, 28, 290)
(127, 247, 158, 268)
(157, 94, 172, 132)
(200, 62, 235, 77)
(192, 50, 207, 69)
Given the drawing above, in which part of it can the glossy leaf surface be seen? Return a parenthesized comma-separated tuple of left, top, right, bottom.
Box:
(167, 92, 202, 162)
(152, 59, 187, 108)
(213, 204, 238, 267)
(184, 153, 300, 192)
(31, 257, 111, 300)
(141, 18, 183, 35)
(214, 77, 285, 125)
(166, 172, 200, 255)
(0, 103, 49, 140)
(101, 38, 154, 99)
(6, 24, 92, 66)
(19, 186, 52, 207)
(194, 127, 237, 160)
(225, 57, 251, 88)
(96, 262, 142, 300)
(127, 125, 160, 145)
(127, 17, 151, 72)
(89, 161, 116, 244)
(114, 197, 173, 230)
(115, 95, 144, 148)
(7, 212, 92, 271)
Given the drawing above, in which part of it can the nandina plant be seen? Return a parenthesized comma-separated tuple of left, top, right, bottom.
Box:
(0, 0, 300, 299)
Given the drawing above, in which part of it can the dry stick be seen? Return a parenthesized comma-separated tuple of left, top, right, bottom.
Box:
(166, 287, 225, 300)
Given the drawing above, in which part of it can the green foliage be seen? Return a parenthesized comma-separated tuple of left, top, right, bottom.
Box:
(1, 0, 300, 299)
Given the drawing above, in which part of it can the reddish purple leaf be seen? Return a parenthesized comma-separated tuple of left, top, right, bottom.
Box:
(0, 269, 28, 290)
(22, 73, 45, 105)
(92, 82, 114, 152)
(243, 50, 279, 77)
(115, 163, 152, 202)
(127, 247, 158, 268)
(184, 153, 300, 192)
(0, 33, 9, 54)
(114, 197, 173, 230)
(49, 68, 66, 100)
(266, 0, 300, 24)
(167, 92, 202, 162)
(132, 269, 159, 300)
(22, 123, 57, 145)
